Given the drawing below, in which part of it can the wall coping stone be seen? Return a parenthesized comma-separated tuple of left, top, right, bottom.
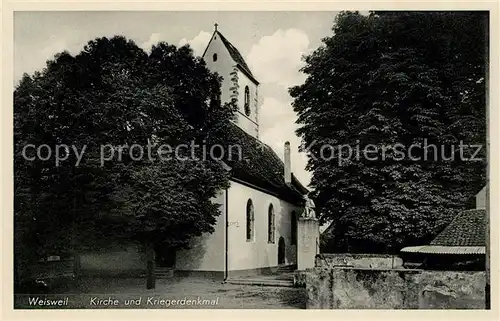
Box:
(316, 253, 400, 259)
(315, 267, 422, 273)
(298, 217, 319, 222)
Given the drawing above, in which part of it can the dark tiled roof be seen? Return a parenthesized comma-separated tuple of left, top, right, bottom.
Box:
(215, 31, 259, 84)
(430, 209, 486, 246)
(223, 123, 307, 204)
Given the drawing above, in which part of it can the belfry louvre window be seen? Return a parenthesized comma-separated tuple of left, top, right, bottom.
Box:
(268, 204, 275, 243)
(246, 199, 254, 241)
(244, 86, 251, 116)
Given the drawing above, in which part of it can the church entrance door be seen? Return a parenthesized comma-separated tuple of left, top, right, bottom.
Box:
(278, 237, 285, 265)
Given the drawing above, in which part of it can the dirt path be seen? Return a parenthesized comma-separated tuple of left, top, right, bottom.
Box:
(15, 276, 306, 309)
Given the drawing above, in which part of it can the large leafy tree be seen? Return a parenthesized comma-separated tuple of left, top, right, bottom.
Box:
(290, 11, 487, 253)
(14, 36, 234, 284)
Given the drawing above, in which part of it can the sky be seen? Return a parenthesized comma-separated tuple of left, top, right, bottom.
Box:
(14, 11, 340, 186)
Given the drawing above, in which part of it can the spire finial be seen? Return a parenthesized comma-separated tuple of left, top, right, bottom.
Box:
(214, 23, 218, 32)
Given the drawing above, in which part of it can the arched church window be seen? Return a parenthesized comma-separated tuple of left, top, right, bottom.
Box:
(246, 199, 254, 241)
(268, 204, 275, 243)
(244, 86, 251, 116)
(213, 53, 218, 62)
(291, 211, 297, 245)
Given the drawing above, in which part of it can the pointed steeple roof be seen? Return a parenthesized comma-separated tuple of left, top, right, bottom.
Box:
(202, 26, 259, 85)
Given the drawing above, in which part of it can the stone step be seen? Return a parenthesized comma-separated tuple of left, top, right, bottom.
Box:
(274, 274, 294, 281)
(276, 264, 296, 270)
(276, 266, 295, 273)
(154, 268, 174, 278)
(225, 278, 294, 287)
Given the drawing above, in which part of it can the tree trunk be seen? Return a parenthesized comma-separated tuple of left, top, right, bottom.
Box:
(73, 254, 81, 279)
(146, 243, 155, 289)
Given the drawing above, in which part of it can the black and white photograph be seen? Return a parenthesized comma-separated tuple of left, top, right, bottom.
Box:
(9, 8, 494, 312)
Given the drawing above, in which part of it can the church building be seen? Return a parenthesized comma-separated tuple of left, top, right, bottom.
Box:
(76, 26, 319, 279)
(174, 25, 320, 278)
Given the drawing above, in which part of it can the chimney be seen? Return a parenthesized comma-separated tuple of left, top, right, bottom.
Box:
(284, 141, 291, 185)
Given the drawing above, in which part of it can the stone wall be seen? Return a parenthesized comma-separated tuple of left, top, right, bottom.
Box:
(79, 244, 146, 277)
(306, 267, 485, 309)
(476, 185, 486, 209)
(34, 259, 75, 279)
(315, 253, 403, 269)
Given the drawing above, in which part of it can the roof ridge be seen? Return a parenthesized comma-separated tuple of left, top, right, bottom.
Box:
(215, 31, 256, 80)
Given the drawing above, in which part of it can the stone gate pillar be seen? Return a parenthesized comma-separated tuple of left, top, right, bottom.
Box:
(297, 217, 320, 270)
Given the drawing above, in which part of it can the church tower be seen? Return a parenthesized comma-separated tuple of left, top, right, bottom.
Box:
(202, 24, 260, 138)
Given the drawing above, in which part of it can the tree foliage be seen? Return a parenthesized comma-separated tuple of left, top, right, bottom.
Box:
(14, 36, 235, 275)
(290, 11, 487, 252)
